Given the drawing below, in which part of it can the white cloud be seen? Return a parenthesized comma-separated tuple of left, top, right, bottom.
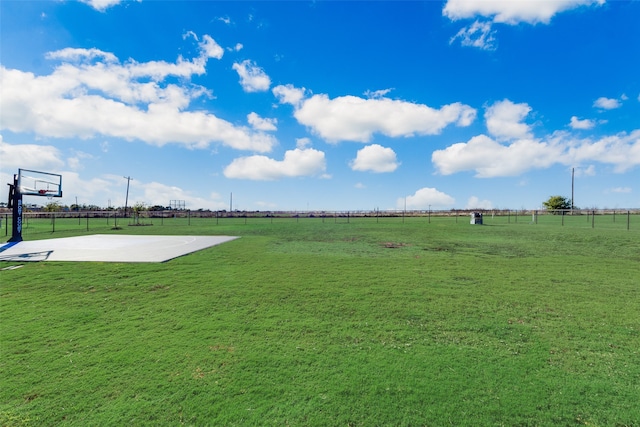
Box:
(364, 88, 394, 99)
(232, 60, 271, 92)
(573, 165, 596, 177)
(350, 144, 399, 173)
(67, 151, 94, 171)
(80, 0, 124, 12)
(199, 35, 225, 60)
(593, 97, 622, 110)
(443, 0, 605, 25)
(432, 134, 561, 177)
(54, 172, 119, 207)
(296, 138, 312, 149)
(247, 112, 277, 131)
(223, 148, 326, 180)
(485, 99, 533, 140)
(433, 130, 640, 177)
(65, 174, 226, 210)
(276, 89, 476, 143)
(465, 196, 493, 210)
(46, 47, 118, 63)
(0, 36, 276, 153)
(180, 32, 224, 59)
(354, 182, 366, 189)
(0, 136, 65, 171)
(255, 200, 278, 209)
(398, 187, 455, 210)
(443, 0, 604, 50)
(450, 20, 497, 51)
(569, 116, 596, 130)
(0, 152, 226, 210)
(566, 130, 640, 172)
(609, 187, 632, 194)
(434, 101, 640, 177)
(272, 84, 307, 107)
(138, 181, 226, 210)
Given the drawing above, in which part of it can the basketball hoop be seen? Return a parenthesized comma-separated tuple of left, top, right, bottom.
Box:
(39, 189, 48, 195)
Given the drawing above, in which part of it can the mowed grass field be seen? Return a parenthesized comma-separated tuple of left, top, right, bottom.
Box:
(1, 217, 640, 426)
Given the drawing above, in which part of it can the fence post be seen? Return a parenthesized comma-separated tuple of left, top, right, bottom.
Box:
(52, 213, 56, 233)
(86, 212, 89, 231)
(592, 210, 595, 228)
(628, 211, 630, 231)
(188, 210, 191, 226)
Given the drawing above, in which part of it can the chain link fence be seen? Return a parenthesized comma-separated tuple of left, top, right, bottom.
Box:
(2, 208, 639, 240)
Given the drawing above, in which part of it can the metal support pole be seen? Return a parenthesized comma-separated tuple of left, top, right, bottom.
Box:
(9, 174, 23, 242)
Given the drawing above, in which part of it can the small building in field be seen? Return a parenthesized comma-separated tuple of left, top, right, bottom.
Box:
(470, 212, 483, 225)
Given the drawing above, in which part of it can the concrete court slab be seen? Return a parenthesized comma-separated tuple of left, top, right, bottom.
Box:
(0, 234, 239, 263)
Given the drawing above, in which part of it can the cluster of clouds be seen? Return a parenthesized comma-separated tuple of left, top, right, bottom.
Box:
(2, 0, 638, 210)
(1, 34, 277, 153)
(84, 0, 607, 53)
(444, 0, 606, 50)
(2, 29, 638, 206)
(0, 134, 223, 210)
(0, 32, 480, 184)
(432, 99, 640, 178)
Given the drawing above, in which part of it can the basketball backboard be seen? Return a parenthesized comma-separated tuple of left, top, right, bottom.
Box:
(17, 169, 63, 197)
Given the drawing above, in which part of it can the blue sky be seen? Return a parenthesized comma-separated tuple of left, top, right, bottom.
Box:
(1, 0, 639, 211)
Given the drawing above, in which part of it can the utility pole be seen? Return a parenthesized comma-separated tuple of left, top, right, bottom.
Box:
(123, 176, 132, 217)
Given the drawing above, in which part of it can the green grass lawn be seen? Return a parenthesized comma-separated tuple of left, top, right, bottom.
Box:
(2, 218, 640, 426)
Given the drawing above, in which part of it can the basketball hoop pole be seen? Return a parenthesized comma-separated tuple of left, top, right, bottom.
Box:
(9, 174, 23, 242)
